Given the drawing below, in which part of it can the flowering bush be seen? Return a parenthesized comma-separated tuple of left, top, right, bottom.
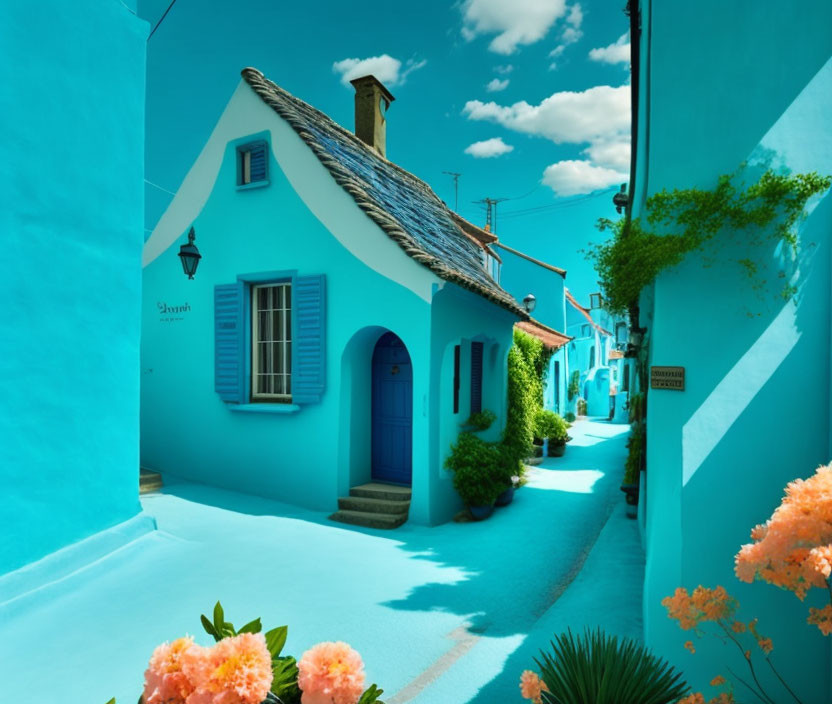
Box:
(110, 602, 384, 704)
(735, 463, 832, 634)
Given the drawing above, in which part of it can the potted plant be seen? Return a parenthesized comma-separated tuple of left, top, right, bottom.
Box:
(621, 422, 645, 518)
(577, 398, 587, 417)
(494, 444, 518, 506)
(445, 432, 502, 520)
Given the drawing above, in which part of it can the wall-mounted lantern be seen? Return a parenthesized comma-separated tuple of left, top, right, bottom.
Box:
(522, 293, 536, 314)
(178, 227, 201, 279)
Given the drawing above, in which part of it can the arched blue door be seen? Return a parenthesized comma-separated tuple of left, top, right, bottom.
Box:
(371, 332, 412, 485)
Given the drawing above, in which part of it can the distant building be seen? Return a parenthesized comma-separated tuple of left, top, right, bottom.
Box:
(1, 2, 149, 576)
(629, 1, 832, 699)
(141, 69, 526, 528)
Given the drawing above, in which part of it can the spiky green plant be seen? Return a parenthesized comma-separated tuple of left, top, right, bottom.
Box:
(535, 629, 689, 704)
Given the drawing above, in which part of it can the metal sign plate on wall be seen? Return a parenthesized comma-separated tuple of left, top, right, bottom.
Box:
(651, 366, 685, 391)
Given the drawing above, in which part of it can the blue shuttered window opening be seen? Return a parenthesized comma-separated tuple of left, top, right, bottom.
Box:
(237, 140, 269, 186)
(213, 274, 326, 406)
(214, 283, 245, 403)
(470, 341, 483, 415)
(292, 275, 326, 404)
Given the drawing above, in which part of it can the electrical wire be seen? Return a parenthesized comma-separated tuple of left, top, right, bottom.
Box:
(147, 0, 179, 40)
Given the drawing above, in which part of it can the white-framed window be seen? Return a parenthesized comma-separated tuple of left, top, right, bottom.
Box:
(251, 282, 292, 400)
(590, 293, 602, 309)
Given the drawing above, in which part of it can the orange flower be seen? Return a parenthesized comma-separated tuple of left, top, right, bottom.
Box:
(684, 640, 696, 654)
(663, 586, 737, 631)
(735, 465, 832, 630)
(731, 621, 745, 633)
(744, 650, 751, 660)
(757, 637, 773, 654)
(710, 675, 726, 687)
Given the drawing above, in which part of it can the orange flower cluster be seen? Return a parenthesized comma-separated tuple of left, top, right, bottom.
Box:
(677, 694, 734, 704)
(808, 604, 832, 635)
(735, 464, 832, 603)
(662, 586, 737, 631)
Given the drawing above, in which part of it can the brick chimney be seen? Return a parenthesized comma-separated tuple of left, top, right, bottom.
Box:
(350, 75, 395, 158)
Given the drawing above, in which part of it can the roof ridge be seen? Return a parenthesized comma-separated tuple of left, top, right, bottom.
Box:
(493, 241, 566, 277)
(240, 67, 526, 318)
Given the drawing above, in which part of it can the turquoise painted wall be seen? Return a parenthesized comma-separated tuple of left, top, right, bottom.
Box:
(141, 115, 517, 525)
(637, 2, 832, 700)
(0, 1, 147, 573)
(498, 249, 567, 333)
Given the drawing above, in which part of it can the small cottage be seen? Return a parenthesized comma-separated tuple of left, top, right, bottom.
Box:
(141, 68, 526, 527)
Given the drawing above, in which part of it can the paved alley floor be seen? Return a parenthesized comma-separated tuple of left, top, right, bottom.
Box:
(1, 419, 641, 703)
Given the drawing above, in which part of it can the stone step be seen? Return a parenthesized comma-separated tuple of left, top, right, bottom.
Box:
(337, 495, 410, 515)
(328, 509, 408, 530)
(140, 469, 163, 494)
(349, 482, 412, 502)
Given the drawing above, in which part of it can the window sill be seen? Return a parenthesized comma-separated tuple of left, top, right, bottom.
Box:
(228, 403, 300, 414)
(236, 180, 270, 191)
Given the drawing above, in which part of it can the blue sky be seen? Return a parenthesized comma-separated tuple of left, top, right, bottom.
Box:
(139, 0, 631, 303)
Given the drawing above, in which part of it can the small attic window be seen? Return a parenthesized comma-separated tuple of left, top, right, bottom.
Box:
(237, 140, 269, 188)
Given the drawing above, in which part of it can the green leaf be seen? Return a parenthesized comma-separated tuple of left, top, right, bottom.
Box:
(105, 699, 116, 704)
(201, 614, 221, 641)
(265, 625, 288, 658)
(213, 601, 225, 635)
(238, 617, 262, 635)
(271, 656, 301, 702)
(357, 684, 384, 704)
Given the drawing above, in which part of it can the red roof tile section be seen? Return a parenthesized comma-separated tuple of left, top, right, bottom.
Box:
(566, 289, 613, 336)
(515, 319, 572, 350)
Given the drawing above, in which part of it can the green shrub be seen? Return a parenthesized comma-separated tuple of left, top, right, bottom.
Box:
(623, 423, 645, 486)
(464, 409, 496, 431)
(567, 370, 580, 401)
(564, 411, 576, 423)
(535, 409, 569, 445)
(628, 392, 645, 425)
(445, 432, 502, 506)
(536, 629, 689, 704)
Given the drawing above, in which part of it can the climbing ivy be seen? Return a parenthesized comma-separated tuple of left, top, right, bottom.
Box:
(503, 329, 551, 471)
(586, 169, 831, 314)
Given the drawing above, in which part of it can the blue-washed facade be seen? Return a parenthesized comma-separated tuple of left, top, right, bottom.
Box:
(140, 69, 523, 526)
(631, 1, 832, 700)
(0, 1, 148, 575)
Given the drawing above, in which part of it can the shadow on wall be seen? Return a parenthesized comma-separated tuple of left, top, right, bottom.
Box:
(648, 178, 832, 699)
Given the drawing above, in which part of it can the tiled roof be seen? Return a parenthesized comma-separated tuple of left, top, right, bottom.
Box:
(493, 242, 567, 277)
(241, 68, 526, 318)
(566, 290, 613, 336)
(515, 319, 572, 350)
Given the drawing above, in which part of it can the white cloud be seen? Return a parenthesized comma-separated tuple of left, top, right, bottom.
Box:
(462, 84, 630, 144)
(547, 3, 583, 69)
(332, 55, 426, 87)
(486, 77, 510, 92)
(464, 137, 515, 158)
(589, 33, 630, 64)
(494, 64, 514, 74)
(583, 136, 631, 170)
(542, 160, 627, 196)
(460, 0, 568, 54)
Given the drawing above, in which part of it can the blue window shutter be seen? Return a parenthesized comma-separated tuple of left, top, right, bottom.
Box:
(214, 283, 245, 403)
(249, 143, 268, 182)
(293, 274, 326, 404)
(470, 341, 483, 414)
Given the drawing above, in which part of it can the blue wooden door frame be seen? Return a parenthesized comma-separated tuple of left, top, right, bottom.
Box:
(371, 332, 413, 485)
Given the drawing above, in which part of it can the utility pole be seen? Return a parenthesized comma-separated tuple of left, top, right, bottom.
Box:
(443, 171, 462, 211)
(473, 197, 508, 233)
